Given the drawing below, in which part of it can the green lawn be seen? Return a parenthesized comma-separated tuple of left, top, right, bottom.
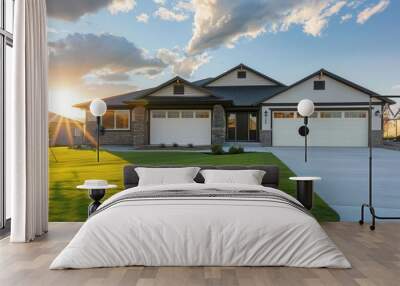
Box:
(49, 147, 339, 222)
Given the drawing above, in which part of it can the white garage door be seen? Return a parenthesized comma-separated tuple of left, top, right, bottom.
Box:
(272, 110, 368, 147)
(150, 110, 211, 145)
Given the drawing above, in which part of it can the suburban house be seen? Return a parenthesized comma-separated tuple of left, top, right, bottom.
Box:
(48, 112, 84, 146)
(74, 64, 393, 147)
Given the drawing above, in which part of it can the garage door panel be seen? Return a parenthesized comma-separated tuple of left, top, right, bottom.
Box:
(272, 111, 368, 147)
(150, 110, 211, 145)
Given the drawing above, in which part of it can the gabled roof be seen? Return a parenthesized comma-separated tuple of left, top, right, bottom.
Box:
(124, 96, 232, 107)
(203, 63, 285, 87)
(142, 75, 214, 97)
(73, 88, 155, 108)
(259, 69, 395, 104)
(48, 111, 84, 123)
(192, 77, 214, 86)
(206, 86, 286, 106)
(74, 76, 214, 109)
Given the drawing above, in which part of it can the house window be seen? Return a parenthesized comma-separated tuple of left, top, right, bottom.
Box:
(181, 111, 194, 118)
(237, 70, 247, 79)
(195, 111, 210, 118)
(344, 111, 367, 118)
(173, 84, 184, 95)
(74, 127, 82, 137)
(167, 111, 180, 118)
(320, 111, 342, 118)
(273, 112, 295, 119)
(152, 111, 166, 118)
(297, 112, 318, 118)
(102, 110, 130, 130)
(314, 80, 325, 90)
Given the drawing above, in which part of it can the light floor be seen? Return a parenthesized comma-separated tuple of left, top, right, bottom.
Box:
(0, 222, 399, 286)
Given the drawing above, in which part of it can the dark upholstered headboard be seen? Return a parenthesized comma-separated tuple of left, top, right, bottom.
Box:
(123, 165, 279, 189)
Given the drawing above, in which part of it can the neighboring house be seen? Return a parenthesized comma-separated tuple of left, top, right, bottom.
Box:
(48, 112, 84, 146)
(74, 64, 394, 147)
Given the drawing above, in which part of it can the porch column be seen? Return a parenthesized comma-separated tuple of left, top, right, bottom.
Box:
(132, 106, 148, 146)
(211, 105, 226, 145)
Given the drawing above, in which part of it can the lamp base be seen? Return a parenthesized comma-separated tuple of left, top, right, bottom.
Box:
(359, 203, 400, 231)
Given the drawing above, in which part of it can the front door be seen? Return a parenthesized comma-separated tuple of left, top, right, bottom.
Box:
(226, 112, 258, 141)
(236, 112, 249, 141)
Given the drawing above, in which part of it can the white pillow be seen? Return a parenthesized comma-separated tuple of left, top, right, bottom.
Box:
(200, 169, 266, 185)
(135, 167, 200, 186)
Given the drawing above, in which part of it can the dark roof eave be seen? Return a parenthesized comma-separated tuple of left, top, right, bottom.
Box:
(124, 99, 233, 106)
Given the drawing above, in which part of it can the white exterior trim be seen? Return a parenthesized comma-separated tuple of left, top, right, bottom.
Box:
(150, 83, 209, 97)
(206, 68, 278, 87)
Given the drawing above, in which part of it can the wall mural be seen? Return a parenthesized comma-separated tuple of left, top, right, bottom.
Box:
(46, 0, 399, 222)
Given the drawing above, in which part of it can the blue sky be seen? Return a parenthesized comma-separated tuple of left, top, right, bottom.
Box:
(46, 0, 399, 119)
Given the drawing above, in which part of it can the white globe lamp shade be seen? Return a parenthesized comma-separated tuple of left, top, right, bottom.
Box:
(297, 99, 315, 117)
(90, 99, 107, 117)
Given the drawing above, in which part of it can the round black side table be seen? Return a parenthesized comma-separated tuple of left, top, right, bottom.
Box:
(77, 181, 117, 216)
(289, 177, 321, 210)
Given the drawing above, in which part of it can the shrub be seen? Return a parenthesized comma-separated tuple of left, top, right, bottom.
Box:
(160, 143, 166, 148)
(172, 143, 179, 148)
(228, 145, 245, 154)
(72, 144, 82, 150)
(211, 144, 224, 155)
(187, 143, 194, 148)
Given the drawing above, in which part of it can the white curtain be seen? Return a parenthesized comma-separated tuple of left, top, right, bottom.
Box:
(8, 0, 48, 242)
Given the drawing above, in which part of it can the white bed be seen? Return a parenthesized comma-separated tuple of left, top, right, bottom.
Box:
(50, 183, 350, 269)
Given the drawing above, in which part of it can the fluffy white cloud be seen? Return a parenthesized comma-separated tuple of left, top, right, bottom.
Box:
(136, 13, 150, 23)
(48, 33, 166, 87)
(108, 0, 136, 15)
(357, 0, 389, 24)
(47, 0, 136, 21)
(157, 48, 210, 77)
(186, 0, 357, 55)
(154, 7, 189, 22)
(154, 0, 166, 5)
(341, 13, 353, 22)
(176, 1, 195, 12)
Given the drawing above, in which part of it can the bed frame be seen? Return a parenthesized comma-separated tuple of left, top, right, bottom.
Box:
(123, 165, 279, 189)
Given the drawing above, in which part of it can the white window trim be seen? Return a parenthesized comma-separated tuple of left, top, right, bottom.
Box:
(102, 110, 131, 130)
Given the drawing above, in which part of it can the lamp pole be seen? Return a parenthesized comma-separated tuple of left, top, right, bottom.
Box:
(90, 99, 107, 163)
(304, 116, 308, 162)
(96, 116, 100, 162)
(297, 99, 314, 163)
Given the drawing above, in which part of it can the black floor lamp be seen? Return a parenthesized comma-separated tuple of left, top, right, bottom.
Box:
(297, 99, 315, 162)
(359, 96, 400, 230)
(89, 99, 107, 162)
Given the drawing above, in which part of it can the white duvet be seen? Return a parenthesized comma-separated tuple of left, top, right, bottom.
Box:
(50, 183, 350, 269)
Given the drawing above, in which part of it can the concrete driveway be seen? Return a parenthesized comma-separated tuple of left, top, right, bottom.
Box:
(265, 147, 400, 222)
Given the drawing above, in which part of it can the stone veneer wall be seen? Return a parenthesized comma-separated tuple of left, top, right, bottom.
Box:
(371, 130, 383, 146)
(132, 106, 148, 146)
(259, 130, 272, 146)
(211, 105, 226, 145)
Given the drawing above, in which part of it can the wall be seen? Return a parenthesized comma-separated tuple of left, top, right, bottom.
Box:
(261, 74, 384, 135)
(265, 74, 382, 104)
